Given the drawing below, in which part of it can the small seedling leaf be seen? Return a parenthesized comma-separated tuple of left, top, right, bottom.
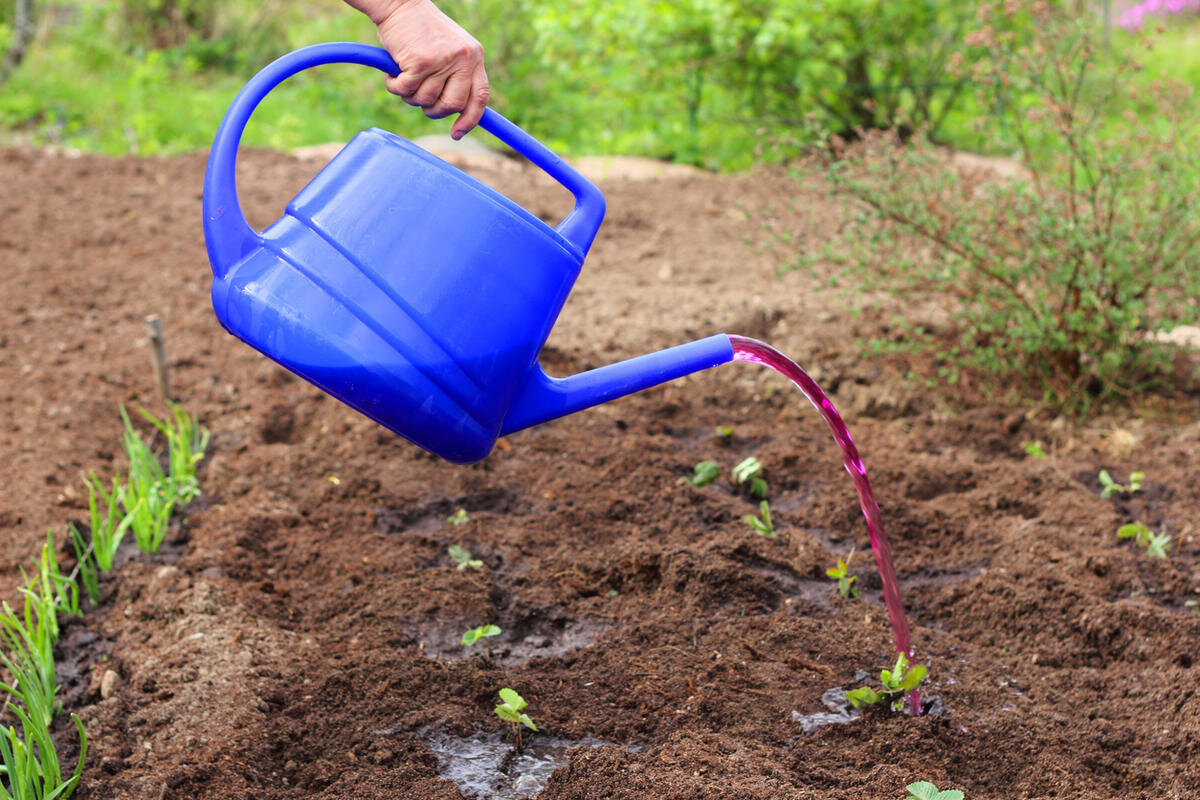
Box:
(845, 686, 879, 708)
(687, 461, 720, 487)
(1147, 532, 1171, 559)
(1117, 523, 1141, 539)
(825, 567, 842, 579)
(906, 783, 939, 800)
(905, 783, 963, 800)
(899, 664, 927, 691)
(732, 456, 763, 485)
(498, 688, 526, 711)
(517, 712, 538, 732)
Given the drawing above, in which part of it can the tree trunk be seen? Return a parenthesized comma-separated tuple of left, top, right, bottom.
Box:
(1, 0, 36, 85)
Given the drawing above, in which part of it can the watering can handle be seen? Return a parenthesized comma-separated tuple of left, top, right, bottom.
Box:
(203, 42, 606, 273)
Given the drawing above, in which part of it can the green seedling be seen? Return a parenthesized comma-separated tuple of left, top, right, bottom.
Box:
(905, 781, 964, 800)
(743, 500, 775, 538)
(85, 473, 137, 571)
(846, 653, 927, 712)
(20, 531, 79, 623)
(684, 460, 720, 487)
(68, 525, 99, 607)
(138, 402, 209, 504)
(732, 456, 767, 498)
(1098, 469, 1144, 499)
(0, 714, 87, 800)
(715, 425, 734, 439)
(1185, 599, 1199, 613)
(732, 456, 762, 484)
(1022, 441, 1046, 459)
(446, 508, 469, 525)
(0, 602, 57, 732)
(1117, 521, 1171, 559)
(119, 405, 176, 554)
(20, 532, 78, 640)
(462, 624, 501, 658)
(448, 545, 483, 571)
(825, 547, 861, 599)
(494, 687, 537, 747)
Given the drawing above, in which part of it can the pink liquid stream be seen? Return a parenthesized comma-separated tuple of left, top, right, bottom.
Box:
(729, 335, 920, 715)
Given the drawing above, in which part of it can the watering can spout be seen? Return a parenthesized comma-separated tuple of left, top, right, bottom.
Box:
(500, 334, 735, 437)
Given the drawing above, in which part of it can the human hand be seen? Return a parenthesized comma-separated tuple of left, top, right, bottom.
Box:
(346, 0, 489, 139)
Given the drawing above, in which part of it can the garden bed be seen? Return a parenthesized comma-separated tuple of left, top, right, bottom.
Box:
(1, 145, 1198, 799)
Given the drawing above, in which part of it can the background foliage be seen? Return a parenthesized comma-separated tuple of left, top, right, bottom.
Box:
(796, 2, 1200, 411)
(0, 0, 1095, 164)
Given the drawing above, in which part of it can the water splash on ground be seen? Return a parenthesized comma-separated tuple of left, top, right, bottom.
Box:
(418, 728, 625, 799)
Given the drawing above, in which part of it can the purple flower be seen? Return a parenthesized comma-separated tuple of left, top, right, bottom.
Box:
(1119, 0, 1200, 30)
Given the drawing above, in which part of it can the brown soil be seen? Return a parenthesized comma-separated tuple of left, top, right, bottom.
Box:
(1, 145, 1199, 800)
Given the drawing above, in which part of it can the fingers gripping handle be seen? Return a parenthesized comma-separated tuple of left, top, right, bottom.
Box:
(203, 42, 604, 277)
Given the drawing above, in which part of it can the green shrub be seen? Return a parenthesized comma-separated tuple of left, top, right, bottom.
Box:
(521, 0, 983, 166)
(809, 3, 1200, 411)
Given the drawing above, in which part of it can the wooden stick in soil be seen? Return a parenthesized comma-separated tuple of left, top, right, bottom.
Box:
(145, 315, 172, 401)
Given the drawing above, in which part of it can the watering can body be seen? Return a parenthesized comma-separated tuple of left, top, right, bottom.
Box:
(203, 43, 732, 463)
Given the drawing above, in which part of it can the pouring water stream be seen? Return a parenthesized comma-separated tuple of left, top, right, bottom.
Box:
(729, 335, 920, 715)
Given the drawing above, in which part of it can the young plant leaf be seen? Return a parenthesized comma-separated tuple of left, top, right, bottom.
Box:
(498, 687, 526, 711)
(1146, 532, 1171, 559)
(448, 545, 483, 571)
(905, 781, 964, 800)
(732, 456, 763, 485)
(845, 686, 880, 708)
(749, 477, 768, 499)
(686, 461, 720, 487)
(461, 624, 501, 647)
(743, 500, 775, 538)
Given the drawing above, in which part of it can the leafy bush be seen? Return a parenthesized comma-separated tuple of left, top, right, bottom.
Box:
(522, 0, 981, 166)
(811, 2, 1200, 411)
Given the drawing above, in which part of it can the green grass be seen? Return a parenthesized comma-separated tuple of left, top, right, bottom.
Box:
(0, 402, 204, 799)
(0, 2, 453, 155)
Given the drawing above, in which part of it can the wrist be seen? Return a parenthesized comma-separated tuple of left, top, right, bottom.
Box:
(346, 0, 426, 25)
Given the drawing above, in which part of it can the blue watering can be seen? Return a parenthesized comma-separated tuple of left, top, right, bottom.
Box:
(203, 42, 734, 463)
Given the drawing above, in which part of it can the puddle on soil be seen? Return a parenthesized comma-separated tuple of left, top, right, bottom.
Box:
(791, 687, 861, 734)
(791, 686, 945, 737)
(413, 612, 612, 666)
(417, 728, 624, 799)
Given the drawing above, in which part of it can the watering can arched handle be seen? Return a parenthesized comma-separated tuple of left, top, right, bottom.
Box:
(203, 42, 606, 275)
